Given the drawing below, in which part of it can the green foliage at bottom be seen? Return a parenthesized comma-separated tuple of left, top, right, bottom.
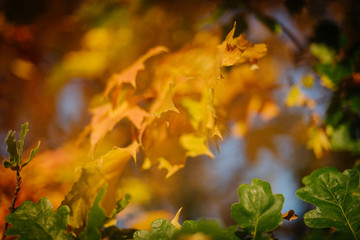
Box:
(5, 198, 73, 240)
(133, 218, 178, 240)
(297, 167, 360, 240)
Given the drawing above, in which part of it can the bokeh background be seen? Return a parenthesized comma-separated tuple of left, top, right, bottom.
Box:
(1, 0, 360, 239)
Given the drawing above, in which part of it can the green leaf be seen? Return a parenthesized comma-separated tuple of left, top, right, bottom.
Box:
(3, 160, 15, 169)
(176, 219, 240, 240)
(231, 179, 284, 240)
(5, 198, 73, 240)
(18, 122, 29, 165)
(22, 140, 41, 169)
(133, 219, 178, 240)
(5, 131, 18, 165)
(80, 184, 108, 240)
(296, 167, 360, 240)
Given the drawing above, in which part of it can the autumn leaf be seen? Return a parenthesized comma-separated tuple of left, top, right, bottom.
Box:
(62, 147, 132, 231)
(217, 22, 267, 67)
(306, 125, 331, 158)
(170, 208, 183, 229)
(285, 85, 315, 109)
(88, 102, 148, 151)
(104, 46, 168, 95)
(179, 133, 214, 158)
(152, 81, 180, 118)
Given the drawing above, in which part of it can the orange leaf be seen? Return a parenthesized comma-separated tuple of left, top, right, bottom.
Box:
(217, 22, 267, 67)
(103, 46, 168, 96)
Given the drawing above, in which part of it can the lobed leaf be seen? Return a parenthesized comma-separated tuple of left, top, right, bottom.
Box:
(5, 198, 73, 240)
(5, 131, 18, 165)
(133, 218, 178, 240)
(296, 167, 360, 239)
(231, 179, 284, 240)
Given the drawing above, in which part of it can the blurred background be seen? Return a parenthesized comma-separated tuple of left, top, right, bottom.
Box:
(1, 0, 360, 239)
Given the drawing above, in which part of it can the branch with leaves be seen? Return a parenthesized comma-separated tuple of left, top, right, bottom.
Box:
(0, 123, 40, 240)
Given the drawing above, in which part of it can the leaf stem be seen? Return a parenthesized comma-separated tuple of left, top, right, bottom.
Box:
(1, 168, 22, 240)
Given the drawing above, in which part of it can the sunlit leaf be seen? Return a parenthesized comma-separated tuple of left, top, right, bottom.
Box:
(62, 147, 131, 231)
(153, 82, 180, 118)
(306, 126, 331, 158)
(170, 207, 183, 230)
(158, 158, 184, 179)
(179, 133, 214, 158)
(217, 22, 267, 67)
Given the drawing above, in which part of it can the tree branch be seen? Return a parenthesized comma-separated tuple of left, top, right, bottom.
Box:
(1, 168, 22, 240)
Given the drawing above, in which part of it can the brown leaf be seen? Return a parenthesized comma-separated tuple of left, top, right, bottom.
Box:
(282, 210, 299, 221)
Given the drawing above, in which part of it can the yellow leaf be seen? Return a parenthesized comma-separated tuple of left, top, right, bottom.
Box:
(158, 158, 184, 178)
(217, 22, 267, 67)
(153, 82, 180, 118)
(180, 133, 214, 158)
(170, 207, 183, 229)
(181, 98, 203, 130)
(88, 102, 147, 151)
(63, 147, 132, 230)
(306, 126, 331, 158)
(285, 85, 302, 107)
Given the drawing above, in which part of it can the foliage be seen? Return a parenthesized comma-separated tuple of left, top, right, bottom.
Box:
(297, 167, 360, 239)
(1, 0, 360, 239)
(5, 198, 73, 240)
(231, 179, 284, 240)
(1, 122, 40, 170)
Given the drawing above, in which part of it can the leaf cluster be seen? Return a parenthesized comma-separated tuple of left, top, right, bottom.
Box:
(1, 122, 40, 170)
(134, 178, 284, 240)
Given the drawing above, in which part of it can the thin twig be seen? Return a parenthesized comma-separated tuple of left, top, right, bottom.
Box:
(1, 168, 22, 240)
